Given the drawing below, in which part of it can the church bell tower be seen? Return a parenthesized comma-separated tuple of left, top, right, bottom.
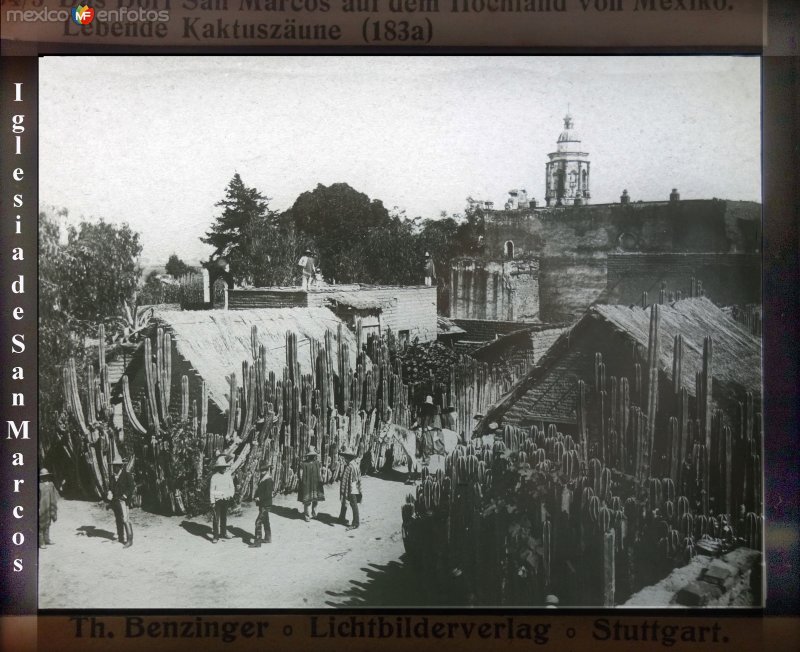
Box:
(544, 113, 590, 207)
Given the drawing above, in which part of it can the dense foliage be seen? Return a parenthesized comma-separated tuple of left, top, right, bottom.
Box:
(397, 341, 461, 385)
(201, 176, 485, 295)
(39, 208, 144, 490)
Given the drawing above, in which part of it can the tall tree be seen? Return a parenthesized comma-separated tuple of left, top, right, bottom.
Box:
(288, 182, 394, 284)
(201, 173, 277, 283)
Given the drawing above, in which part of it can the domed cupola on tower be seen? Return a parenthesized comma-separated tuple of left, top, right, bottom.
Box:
(545, 113, 590, 207)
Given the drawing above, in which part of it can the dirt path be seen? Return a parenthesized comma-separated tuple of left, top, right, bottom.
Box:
(39, 472, 426, 609)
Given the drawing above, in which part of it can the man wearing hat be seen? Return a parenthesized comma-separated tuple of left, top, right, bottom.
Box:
(338, 446, 362, 530)
(298, 446, 325, 522)
(209, 454, 235, 543)
(250, 462, 274, 547)
(424, 252, 436, 287)
(39, 468, 59, 549)
(298, 249, 316, 291)
(108, 453, 134, 548)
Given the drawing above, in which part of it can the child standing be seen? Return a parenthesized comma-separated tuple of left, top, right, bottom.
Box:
(250, 463, 274, 547)
(39, 468, 59, 549)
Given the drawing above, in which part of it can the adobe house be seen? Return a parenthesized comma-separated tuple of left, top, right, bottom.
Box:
(227, 284, 438, 345)
(113, 307, 361, 436)
(482, 297, 761, 436)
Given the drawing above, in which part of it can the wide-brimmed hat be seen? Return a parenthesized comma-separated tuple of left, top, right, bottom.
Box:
(339, 446, 356, 458)
(472, 413, 484, 421)
(424, 395, 434, 405)
(425, 252, 431, 258)
(304, 249, 312, 254)
(488, 421, 500, 431)
(40, 468, 53, 478)
(214, 455, 229, 468)
(545, 594, 559, 606)
(305, 446, 318, 458)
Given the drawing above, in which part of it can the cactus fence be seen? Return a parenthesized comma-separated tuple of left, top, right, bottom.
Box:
(400, 304, 763, 606)
(59, 319, 535, 514)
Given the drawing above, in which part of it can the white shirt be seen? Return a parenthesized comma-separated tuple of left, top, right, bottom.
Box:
(210, 471, 235, 502)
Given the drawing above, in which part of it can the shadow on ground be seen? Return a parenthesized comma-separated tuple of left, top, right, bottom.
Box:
(179, 520, 212, 541)
(271, 504, 308, 521)
(324, 556, 448, 607)
(373, 468, 413, 484)
(76, 525, 116, 540)
(227, 526, 253, 544)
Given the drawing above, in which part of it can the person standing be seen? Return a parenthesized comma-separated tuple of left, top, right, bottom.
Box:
(250, 462, 274, 547)
(298, 446, 325, 522)
(338, 446, 362, 531)
(210, 455, 235, 543)
(108, 453, 134, 548)
(419, 395, 438, 459)
(424, 252, 436, 287)
(39, 468, 59, 549)
(298, 249, 316, 291)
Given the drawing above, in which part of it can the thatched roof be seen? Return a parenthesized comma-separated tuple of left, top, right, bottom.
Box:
(152, 307, 358, 412)
(495, 298, 761, 428)
(592, 297, 761, 395)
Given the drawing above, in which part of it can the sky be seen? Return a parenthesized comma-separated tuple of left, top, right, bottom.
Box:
(39, 56, 761, 265)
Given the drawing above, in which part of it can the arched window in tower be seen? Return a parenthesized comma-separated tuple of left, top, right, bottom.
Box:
(505, 240, 514, 259)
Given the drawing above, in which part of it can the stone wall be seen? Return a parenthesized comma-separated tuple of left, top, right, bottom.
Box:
(538, 256, 608, 322)
(456, 200, 760, 323)
(450, 258, 539, 321)
(606, 253, 762, 306)
(484, 199, 760, 258)
(624, 548, 762, 607)
(371, 286, 438, 343)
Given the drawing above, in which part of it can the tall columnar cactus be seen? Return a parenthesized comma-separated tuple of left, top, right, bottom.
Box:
(722, 425, 732, 517)
(644, 304, 660, 482)
(672, 334, 683, 396)
(668, 417, 679, 487)
(577, 380, 588, 462)
(618, 377, 629, 473)
(677, 387, 689, 491)
(603, 528, 616, 607)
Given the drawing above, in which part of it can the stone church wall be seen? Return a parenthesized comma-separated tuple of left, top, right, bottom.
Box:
(606, 253, 761, 306)
(450, 258, 539, 321)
